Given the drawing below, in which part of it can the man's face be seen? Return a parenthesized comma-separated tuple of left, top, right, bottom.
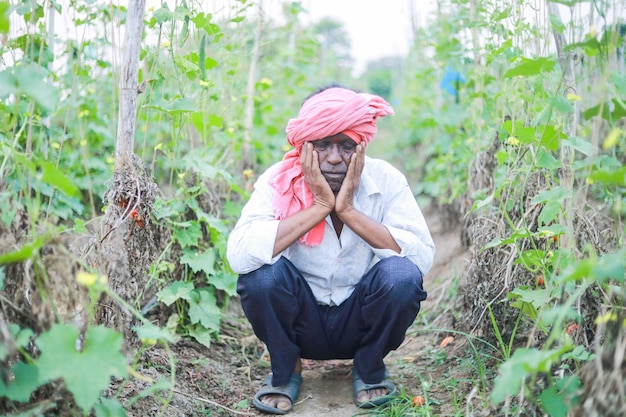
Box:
(311, 133, 358, 193)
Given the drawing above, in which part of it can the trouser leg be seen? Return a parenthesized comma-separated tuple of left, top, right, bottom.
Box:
(237, 257, 329, 386)
(349, 256, 427, 384)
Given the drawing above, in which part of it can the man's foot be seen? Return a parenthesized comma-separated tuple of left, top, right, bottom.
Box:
(352, 368, 398, 409)
(253, 358, 303, 414)
(355, 386, 391, 405)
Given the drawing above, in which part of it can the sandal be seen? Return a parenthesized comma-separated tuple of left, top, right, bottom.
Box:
(353, 368, 398, 409)
(253, 373, 303, 415)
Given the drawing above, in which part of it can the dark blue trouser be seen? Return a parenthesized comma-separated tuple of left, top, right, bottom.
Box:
(237, 256, 427, 387)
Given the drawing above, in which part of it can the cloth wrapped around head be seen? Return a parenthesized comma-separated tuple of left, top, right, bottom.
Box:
(270, 87, 394, 246)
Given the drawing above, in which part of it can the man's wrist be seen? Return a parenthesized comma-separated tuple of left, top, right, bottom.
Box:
(311, 201, 333, 216)
(336, 206, 357, 223)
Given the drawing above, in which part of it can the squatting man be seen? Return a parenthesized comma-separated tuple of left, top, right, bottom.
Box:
(227, 85, 435, 414)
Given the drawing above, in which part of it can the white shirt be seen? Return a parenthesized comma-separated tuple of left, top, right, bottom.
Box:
(227, 156, 435, 306)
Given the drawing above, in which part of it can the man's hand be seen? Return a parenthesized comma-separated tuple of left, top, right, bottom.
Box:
(301, 142, 335, 211)
(335, 143, 365, 219)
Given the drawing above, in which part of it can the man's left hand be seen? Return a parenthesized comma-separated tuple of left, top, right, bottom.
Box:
(335, 143, 365, 219)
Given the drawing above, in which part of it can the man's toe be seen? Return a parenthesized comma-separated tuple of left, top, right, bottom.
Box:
(261, 394, 292, 411)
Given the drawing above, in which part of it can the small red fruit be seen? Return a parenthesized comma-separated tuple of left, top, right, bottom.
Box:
(440, 336, 454, 348)
(537, 273, 545, 287)
(565, 323, 579, 335)
(130, 209, 144, 227)
(412, 395, 425, 407)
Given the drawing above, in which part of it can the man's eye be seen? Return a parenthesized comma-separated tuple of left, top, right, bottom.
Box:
(313, 142, 329, 150)
(342, 143, 356, 151)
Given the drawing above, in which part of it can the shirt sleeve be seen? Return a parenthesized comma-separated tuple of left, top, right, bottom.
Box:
(226, 168, 283, 274)
(370, 166, 435, 276)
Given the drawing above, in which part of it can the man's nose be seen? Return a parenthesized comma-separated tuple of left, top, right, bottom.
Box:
(327, 145, 342, 163)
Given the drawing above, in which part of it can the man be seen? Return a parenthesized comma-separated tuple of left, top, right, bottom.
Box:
(227, 86, 435, 414)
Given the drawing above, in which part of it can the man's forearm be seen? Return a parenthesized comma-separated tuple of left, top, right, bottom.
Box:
(273, 204, 331, 256)
(339, 209, 401, 253)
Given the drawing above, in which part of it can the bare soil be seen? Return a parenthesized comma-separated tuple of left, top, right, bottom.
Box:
(115, 207, 473, 417)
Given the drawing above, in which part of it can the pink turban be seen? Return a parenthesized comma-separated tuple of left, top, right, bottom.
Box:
(270, 87, 394, 246)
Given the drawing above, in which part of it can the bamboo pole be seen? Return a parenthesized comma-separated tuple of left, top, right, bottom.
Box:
(242, 1, 264, 171)
(548, 2, 579, 250)
(115, 0, 146, 169)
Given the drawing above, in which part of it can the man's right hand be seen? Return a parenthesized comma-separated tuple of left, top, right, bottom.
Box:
(301, 142, 335, 211)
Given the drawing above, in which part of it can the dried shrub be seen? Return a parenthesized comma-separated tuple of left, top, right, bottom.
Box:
(84, 154, 170, 342)
(574, 290, 626, 417)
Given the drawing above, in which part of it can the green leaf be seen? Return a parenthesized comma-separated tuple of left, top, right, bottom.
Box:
(144, 97, 196, 115)
(588, 166, 626, 186)
(157, 281, 195, 306)
(559, 258, 594, 283)
(74, 218, 87, 233)
(10, 323, 34, 349)
(583, 99, 626, 122)
(612, 72, 626, 96)
(501, 120, 535, 145)
(491, 347, 564, 404)
(481, 228, 531, 251)
(561, 345, 593, 362)
(509, 287, 553, 309)
(539, 375, 582, 417)
(538, 200, 561, 226)
(549, 95, 574, 114)
(562, 136, 595, 156)
(133, 323, 178, 344)
(539, 125, 565, 151)
(538, 223, 568, 237)
(94, 398, 128, 417)
(539, 386, 569, 417)
(0, 235, 48, 265)
(548, 10, 565, 33)
(188, 288, 221, 331)
(191, 12, 213, 30)
(469, 192, 494, 213)
(0, 362, 41, 402)
(35, 324, 128, 412)
(172, 222, 202, 247)
(0, 64, 59, 112)
(592, 253, 625, 283)
(503, 57, 556, 79)
(181, 248, 216, 274)
(152, 4, 173, 23)
(207, 271, 237, 296)
(0, 1, 9, 34)
(187, 324, 214, 348)
(532, 186, 570, 204)
(184, 154, 218, 179)
(40, 160, 80, 197)
(536, 151, 560, 170)
(565, 36, 602, 56)
(515, 249, 546, 267)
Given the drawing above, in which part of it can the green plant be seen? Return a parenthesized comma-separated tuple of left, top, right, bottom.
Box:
(0, 268, 177, 415)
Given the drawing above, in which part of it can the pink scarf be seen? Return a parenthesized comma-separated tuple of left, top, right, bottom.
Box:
(270, 87, 394, 246)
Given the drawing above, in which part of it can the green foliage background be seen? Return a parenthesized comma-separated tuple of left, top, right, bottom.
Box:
(0, 0, 625, 416)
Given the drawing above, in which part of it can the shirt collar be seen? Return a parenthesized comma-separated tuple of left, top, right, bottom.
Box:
(355, 158, 381, 206)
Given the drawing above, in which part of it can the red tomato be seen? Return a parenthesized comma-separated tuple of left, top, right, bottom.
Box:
(412, 395, 425, 407)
